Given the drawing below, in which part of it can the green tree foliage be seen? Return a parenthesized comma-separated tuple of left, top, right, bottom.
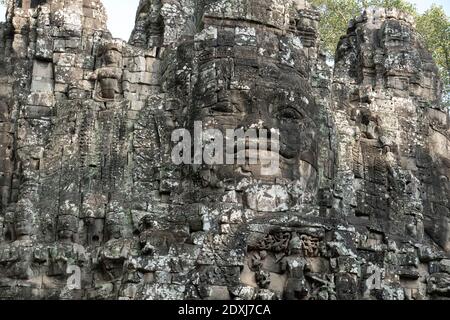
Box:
(310, 0, 416, 54)
(310, 0, 362, 54)
(416, 5, 450, 101)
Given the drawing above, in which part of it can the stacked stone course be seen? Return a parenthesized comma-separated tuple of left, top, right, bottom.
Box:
(0, 0, 448, 300)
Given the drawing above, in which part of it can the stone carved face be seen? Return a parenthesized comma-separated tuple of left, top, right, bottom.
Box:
(185, 26, 319, 210)
(57, 215, 78, 242)
(103, 48, 122, 66)
(13, 199, 35, 241)
(196, 78, 317, 177)
(105, 203, 128, 241)
(14, 220, 33, 240)
(106, 218, 123, 240)
(57, 200, 79, 242)
(381, 20, 420, 78)
(382, 20, 412, 47)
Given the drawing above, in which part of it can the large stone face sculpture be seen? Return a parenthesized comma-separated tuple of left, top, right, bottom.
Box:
(331, 7, 449, 300)
(333, 8, 447, 246)
(173, 1, 321, 211)
(148, 1, 334, 300)
(0, 0, 449, 300)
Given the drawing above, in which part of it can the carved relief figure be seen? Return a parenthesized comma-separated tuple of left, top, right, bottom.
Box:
(90, 42, 124, 102)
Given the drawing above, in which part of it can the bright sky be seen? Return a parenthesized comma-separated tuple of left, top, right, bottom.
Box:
(0, 0, 449, 40)
(102, 0, 140, 40)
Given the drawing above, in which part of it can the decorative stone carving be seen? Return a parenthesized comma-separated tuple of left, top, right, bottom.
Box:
(12, 199, 36, 241)
(90, 42, 124, 102)
(0, 0, 448, 301)
(300, 234, 320, 258)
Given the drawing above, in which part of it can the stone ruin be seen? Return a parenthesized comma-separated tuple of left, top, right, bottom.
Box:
(0, 0, 448, 300)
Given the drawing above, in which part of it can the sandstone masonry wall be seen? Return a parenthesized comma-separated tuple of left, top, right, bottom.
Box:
(0, 0, 448, 300)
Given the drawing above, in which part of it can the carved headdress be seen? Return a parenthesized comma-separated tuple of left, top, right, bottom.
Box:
(97, 41, 123, 57)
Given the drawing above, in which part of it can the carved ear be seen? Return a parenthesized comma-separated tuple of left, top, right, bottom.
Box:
(442, 157, 450, 169)
(0, 100, 8, 122)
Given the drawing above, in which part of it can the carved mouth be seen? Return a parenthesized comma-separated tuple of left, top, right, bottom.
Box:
(279, 148, 297, 161)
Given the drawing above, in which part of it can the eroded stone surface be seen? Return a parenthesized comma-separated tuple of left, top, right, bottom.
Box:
(0, 0, 448, 300)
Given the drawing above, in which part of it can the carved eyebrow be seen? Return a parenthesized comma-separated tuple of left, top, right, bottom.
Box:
(278, 106, 304, 119)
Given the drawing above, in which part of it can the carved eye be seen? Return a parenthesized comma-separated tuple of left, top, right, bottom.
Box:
(210, 102, 234, 113)
(278, 107, 304, 121)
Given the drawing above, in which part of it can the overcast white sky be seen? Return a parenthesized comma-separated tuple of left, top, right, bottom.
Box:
(1, 0, 449, 40)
